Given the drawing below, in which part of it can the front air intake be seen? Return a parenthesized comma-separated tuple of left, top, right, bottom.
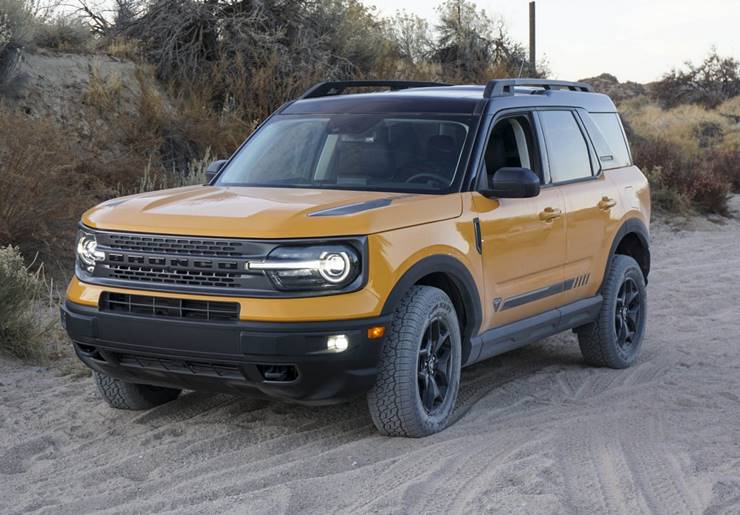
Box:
(100, 292, 240, 322)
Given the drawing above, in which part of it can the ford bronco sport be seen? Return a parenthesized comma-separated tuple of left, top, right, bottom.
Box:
(62, 79, 650, 437)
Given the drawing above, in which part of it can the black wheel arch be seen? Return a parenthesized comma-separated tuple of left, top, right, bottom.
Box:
(381, 255, 483, 365)
(602, 218, 651, 290)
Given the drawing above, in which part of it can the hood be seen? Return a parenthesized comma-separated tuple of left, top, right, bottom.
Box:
(82, 186, 463, 238)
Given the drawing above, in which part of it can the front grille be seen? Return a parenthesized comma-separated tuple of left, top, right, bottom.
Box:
(101, 292, 240, 321)
(116, 353, 243, 379)
(106, 234, 244, 257)
(89, 230, 279, 295)
(108, 264, 242, 288)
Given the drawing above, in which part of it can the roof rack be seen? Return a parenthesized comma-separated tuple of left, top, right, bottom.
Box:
(300, 80, 450, 99)
(483, 79, 593, 98)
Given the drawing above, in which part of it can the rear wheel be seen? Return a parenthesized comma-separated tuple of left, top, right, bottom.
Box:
(367, 286, 462, 437)
(93, 371, 181, 410)
(577, 255, 647, 368)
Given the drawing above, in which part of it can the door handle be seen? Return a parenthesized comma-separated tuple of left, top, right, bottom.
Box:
(538, 207, 562, 222)
(598, 196, 617, 210)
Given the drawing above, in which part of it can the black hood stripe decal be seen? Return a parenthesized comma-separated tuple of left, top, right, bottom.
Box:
(308, 198, 393, 217)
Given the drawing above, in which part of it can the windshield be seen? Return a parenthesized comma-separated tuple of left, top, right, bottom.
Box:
(215, 114, 473, 193)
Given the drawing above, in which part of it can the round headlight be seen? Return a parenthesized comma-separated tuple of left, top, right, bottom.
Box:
(248, 244, 361, 291)
(319, 252, 351, 283)
(76, 232, 105, 268)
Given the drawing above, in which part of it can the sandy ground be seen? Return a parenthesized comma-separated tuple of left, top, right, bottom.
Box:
(2, 202, 740, 514)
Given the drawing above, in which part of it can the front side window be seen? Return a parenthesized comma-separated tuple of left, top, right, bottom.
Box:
(539, 110, 593, 183)
(216, 115, 472, 194)
(481, 115, 542, 187)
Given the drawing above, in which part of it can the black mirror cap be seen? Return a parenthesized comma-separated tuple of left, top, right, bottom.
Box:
(480, 167, 541, 199)
(205, 159, 228, 183)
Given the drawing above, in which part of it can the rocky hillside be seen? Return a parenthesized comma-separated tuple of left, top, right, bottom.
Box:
(579, 73, 650, 102)
(3, 50, 153, 140)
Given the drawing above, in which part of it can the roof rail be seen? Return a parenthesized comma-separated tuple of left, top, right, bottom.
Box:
(300, 80, 450, 99)
(483, 79, 593, 98)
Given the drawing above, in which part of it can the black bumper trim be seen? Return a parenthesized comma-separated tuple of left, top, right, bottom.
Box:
(62, 301, 389, 404)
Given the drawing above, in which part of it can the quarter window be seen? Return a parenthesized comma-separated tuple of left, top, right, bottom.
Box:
(539, 110, 593, 183)
(591, 112, 631, 168)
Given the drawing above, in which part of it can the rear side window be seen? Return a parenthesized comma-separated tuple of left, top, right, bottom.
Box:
(538, 110, 593, 183)
(591, 113, 631, 168)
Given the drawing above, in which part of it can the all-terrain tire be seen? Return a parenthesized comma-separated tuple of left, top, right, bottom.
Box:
(577, 255, 647, 369)
(93, 371, 181, 410)
(367, 285, 462, 437)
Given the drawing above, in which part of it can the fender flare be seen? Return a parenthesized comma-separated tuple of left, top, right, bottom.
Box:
(601, 217, 651, 290)
(381, 255, 483, 360)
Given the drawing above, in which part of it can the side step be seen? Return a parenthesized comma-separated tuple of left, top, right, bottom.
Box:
(466, 295, 602, 365)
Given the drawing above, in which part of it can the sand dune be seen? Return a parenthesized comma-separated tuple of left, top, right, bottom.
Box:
(2, 201, 740, 514)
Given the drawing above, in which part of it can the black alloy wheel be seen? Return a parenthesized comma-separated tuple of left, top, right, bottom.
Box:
(615, 276, 641, 351)
(418, 317, 453, 414)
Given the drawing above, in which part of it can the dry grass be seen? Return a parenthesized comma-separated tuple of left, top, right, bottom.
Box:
(621, 99, 736, 153)
(84, 64, 124, 112)
(104, 37, 140, 60)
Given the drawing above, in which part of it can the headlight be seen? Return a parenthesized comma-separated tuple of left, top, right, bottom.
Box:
(76, 231, 106, 272)
(246, 245, 361, 291)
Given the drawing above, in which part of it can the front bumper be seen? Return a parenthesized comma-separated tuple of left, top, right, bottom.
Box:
(61, 301, 389, 405)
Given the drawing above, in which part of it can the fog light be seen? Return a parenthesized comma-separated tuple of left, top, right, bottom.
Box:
(327, 334, 349, 352)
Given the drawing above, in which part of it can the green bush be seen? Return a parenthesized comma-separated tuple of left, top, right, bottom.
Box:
(0, 245, 45, 361)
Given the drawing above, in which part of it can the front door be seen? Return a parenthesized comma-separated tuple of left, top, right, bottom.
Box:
(471, 113, 567, 331)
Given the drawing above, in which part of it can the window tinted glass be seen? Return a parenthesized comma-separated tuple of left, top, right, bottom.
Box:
(591, 113, 631, 168)
(483, 116, 541, 185)
(216, 115, 471, 194)
(539, 111, 592, 183)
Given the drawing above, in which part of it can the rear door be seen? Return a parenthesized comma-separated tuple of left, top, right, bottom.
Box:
(536, 109, 620, 304)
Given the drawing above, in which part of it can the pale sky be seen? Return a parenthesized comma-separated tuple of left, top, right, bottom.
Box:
(364, 0, 740, 83)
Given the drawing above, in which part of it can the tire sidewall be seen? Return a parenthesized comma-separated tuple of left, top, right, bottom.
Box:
(411, 294, 462, 433)
(602, 256, 647, 367)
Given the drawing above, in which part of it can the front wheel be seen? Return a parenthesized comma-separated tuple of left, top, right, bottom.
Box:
(367, 286, 462, 437)
(577, 255, 647, 368)
(93, 371, 181, 410)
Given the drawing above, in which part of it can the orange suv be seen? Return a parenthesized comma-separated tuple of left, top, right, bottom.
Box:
(62, 79, 650, 437)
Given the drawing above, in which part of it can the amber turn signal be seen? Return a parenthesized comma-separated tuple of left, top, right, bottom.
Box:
(367, 325, 386, 340)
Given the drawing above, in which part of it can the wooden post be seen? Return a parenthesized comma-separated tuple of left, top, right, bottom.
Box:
(529, 1, 536, 72)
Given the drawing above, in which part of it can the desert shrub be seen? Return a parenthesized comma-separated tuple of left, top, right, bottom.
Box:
(117, 149, 213, 195)
(0, 105, 98, 258)
(0, 0, 34, 84)
(32, 16, 93, 52)
(704, 144, 740, 192)
(652, 49, 740, 109)
(632, 137, 730, 215)
(0, 245, 45, 360)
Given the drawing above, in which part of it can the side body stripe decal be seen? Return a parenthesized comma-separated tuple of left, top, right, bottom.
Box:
(495, 273, 591, 312)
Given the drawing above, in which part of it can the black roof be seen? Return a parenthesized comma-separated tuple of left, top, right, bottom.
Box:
(282, 82, 617, 116)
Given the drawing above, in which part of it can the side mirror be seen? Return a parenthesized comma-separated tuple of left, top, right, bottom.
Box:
(479, 167, 540, 199)
(205, 160, 227, 183)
